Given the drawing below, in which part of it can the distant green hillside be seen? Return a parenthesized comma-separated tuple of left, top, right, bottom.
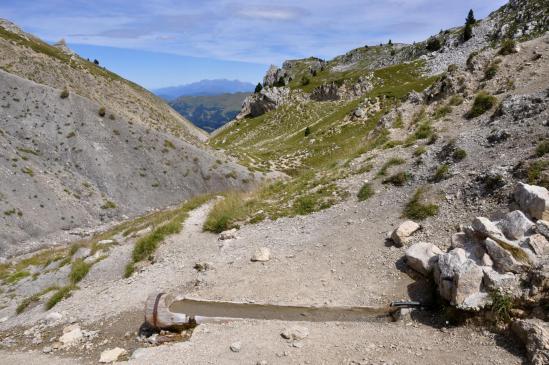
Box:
(169, 92, 250, 132)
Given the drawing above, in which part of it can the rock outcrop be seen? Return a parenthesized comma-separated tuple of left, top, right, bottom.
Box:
(237, 87, 291, 119)
(407, 182, 549, 311)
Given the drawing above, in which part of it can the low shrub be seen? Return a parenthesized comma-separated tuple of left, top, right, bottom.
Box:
(60, 88, 69, 99)
(98, 107, 106, 117)
(467, 92, 496, 119)
(426, 37, 441, 52)
(484, 63, 498, 80)
(466, 51, 478, 70)
(498, 39, 517, 56)
(453, 148, 467, 161)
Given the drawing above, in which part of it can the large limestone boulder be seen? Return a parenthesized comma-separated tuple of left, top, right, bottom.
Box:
(497, 210, 535, 240)
(391, 221, 421, 247)
(514, 183, 549, 220)
(511, 319, 549, 365)
(405, 242, 442, 276)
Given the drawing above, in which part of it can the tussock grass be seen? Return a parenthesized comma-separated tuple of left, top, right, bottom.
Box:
(489, 289, 513, 323)
(357, 183, 374, 201)
(125, 195, 211, 277)
(69, 259, 91, 284)
(433, 105, 452, 119)
(377, 157, 405, 177)
(100, 200, 117, 209)
(203, 192, 253, 233)
(403, 187, 439, 220)
(448, 95, 464, 106)
(5, 270, 30, 284)
(414, 146, 427, 156)
(467, 92, 496, 119)
(45, 285, 74, 310)
(536, 141, 549, 157)
(383, 171, 411, 186)
(17, 286, 58, 314)
(432, 164, 450, 182)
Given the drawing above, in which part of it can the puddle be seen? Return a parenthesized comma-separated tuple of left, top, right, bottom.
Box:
(169, 298, 395, 322)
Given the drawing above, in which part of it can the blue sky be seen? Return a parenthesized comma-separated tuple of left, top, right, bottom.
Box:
(1, 0, 507, 89)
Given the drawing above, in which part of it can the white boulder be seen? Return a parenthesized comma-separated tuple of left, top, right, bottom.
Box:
(251, 247, 271, 262)
(391, 220, 421, 247)
(219, 228, 238, 241)
(405, 242, 442, 276)
(514, 182, 549, 220)
(59, 325, 83, 346)
(99, 347, 127, 363)
(281, 326, 309, 341)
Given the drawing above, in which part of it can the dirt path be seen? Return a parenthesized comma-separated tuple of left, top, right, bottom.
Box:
(0, 196, 525, 364)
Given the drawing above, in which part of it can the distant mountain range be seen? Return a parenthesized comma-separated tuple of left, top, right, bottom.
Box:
(153, 79, 255, 100)
(169, 92, 250, 133)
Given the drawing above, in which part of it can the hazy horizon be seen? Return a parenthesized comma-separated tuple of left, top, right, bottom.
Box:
(2, 0, 507, 88)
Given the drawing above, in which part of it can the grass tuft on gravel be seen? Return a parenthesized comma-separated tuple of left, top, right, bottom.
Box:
(17, 286, 59, 314)
(536, 141, 549, 157)
(377, 157, 405, 177)
(383, 171, 411, 186)
(403, 187, 439, 220)
(69, 259, 91, 284)
(125, 195, 211, 277)
(45, 285, 74, 310)
(203, 192, 251, 233)
(357, 183, 375, 201)
(467, 92, 496, 119)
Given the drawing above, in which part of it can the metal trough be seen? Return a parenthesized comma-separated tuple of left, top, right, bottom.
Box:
(144, 293, 419, 330)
